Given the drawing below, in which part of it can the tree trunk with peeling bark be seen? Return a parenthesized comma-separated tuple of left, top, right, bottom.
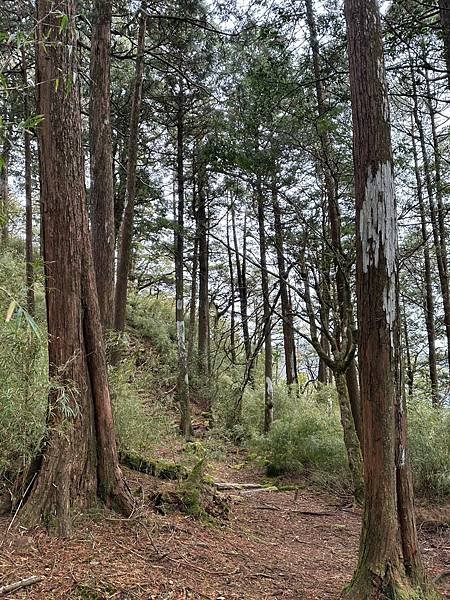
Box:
(343, 0, 436, 596)
(90, 0, 115, 329)
(21, 0, 133, 536)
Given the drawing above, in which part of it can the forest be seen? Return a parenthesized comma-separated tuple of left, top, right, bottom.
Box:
(0, 0, 449, 598)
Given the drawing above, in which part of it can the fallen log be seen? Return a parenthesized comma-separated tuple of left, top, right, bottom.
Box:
(119, 452, 187, 480)
(213, 482, 277, 491)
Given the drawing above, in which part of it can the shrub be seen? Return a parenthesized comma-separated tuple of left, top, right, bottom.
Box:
(257, 396, 351, 493)
(408, 400, 450, 498)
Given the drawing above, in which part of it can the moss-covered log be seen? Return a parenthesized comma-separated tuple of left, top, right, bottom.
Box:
(119, 451, 188, 480)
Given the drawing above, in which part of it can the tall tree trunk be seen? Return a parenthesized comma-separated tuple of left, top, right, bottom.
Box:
(90, 0, 115, 329)
(412, 63, 450, 376)
(175, 88, 192, 439)
(424, 64, 450, 375)
(0, 135, 10, 246)
(343, 0, 433, 597)
(256, 177, 273, 434)
(231, 204, 251, 362)
(197, 161, 209, 379)
(306, 0, 362, 446)
(114, 0, 147, 331)
(226, 209, 237, 365)
(272, 181, 297, 388)
(114, 135, 128, 240)
(21, 0, 133, 536)
(410, 109, 439, 405)
(440, 0, 450, 88)
(187, 237, 198, 367)
(403, 305, 414, 398)
(335, 371, 364, 505)
(22, 48, 35, 316)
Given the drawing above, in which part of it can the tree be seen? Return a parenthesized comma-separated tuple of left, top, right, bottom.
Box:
(342, 0, 438, 597)
(175, 80, 193, 438)
(21, 47, 35, 316)
(21, 0, 133, 536)
(90, 0, 115, 329)
(114, 0, 147, 331)
(439, 0, 450, 86)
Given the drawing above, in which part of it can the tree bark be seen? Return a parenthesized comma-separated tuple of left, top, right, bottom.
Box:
(335, 372, 364, 505)
(22, 48, 35, 316)
(410, 102, 439, 405)
(90, 0, 115, 329)
(343, 0, 434, 596)
(403, 306, 414, 398)
(231, 203, 251, 363)
(114, 0, 147, 331)
(440, 0, 450, 88)
(21, 0, 133, 536)
(197, 160, 209, 379)
(272, 182, 297, 389)
(175, 87, 192, 439)
(187, 237, 198, 367)
(256, 177, 273, 434)
(226, 208, 237, 364)
(0, 135, 10, 247)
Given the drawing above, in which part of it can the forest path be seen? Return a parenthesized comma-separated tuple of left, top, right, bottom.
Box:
(0, 458, 449, 599)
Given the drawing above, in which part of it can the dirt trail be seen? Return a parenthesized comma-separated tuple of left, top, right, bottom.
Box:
(0, 462, 448, 599)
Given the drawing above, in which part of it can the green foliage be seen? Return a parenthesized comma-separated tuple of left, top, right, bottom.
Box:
(258, 393, 351, 493)
(109, 357, 174, 456)
(408, 401, 450, 498)
(0, 248, 47, 481)
(126, 292, 177, 381)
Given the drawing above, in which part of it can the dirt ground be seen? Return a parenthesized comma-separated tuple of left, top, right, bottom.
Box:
(0, 458, 449, 599)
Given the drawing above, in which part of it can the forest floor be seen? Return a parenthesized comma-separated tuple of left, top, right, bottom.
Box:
(0, 448, 449, 600)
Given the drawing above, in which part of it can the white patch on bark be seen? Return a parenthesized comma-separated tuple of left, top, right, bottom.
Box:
(399, 445, 406, 467)
(360, 161, 397, 336)
(266, 377, 273, 398)
(176, 299, 183, 311)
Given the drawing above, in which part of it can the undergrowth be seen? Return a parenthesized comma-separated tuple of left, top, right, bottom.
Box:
(0, 247, 448, 502)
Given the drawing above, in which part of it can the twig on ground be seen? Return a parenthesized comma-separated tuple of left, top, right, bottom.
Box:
(0, 575, 42, 596)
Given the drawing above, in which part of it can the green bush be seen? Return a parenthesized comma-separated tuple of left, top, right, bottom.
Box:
(257, 396, 351, 492)
(408, 401, 450, 498)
